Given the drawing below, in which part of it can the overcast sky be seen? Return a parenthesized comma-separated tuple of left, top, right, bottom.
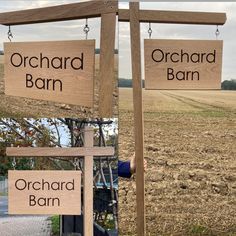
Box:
(119, 2, 236, 80)
(0, 0, 115, 50)
(0, 1, 235, 81)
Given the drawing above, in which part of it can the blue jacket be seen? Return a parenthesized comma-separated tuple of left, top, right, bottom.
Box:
(118, 160, 132, 178)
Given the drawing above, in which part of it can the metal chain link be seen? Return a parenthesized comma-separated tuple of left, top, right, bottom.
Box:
(10, 144, 16, 170)
(12, 157, 16, 170)
(83, 18, 90, 40)
(148, 22, 153, 39)
(30, 157, 35, 169)
(215, 25, 220, 40)
(73, 157, 80, 170)
(8, 25, 13, 42)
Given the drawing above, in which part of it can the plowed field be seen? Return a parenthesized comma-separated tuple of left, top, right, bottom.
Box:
(119, 88, 236, 236)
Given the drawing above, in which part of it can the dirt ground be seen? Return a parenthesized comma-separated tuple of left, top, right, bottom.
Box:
(0, 56, 118, 117)
(119, 88, 236, 236)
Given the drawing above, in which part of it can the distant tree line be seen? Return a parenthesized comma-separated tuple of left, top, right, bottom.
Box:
(119, 78, 236, 90)
(118, 78, 145, 88)
(221, 79, 236, 90)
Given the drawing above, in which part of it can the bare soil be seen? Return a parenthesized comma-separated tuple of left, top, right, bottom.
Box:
(0, 56, 118, 117)
(119, 88, 236, 236)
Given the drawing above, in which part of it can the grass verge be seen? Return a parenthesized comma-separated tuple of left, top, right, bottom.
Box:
(50, 215, 60, 236)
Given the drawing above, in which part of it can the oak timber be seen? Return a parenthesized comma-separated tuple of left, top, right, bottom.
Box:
(4, 40, 95, 107)
(99, 13, 116, 117)
(119, 9, 226, 25)
(144, 39, 223, 90)
(8, 170, 81, 215)
(0, 1, 118, 26)
(130, 2, 146, 236)
(6, 147, 115, 157)
(83, 127, 94, 236)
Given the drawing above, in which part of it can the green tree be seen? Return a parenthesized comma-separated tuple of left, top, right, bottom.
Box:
(221, 79, 236, 90)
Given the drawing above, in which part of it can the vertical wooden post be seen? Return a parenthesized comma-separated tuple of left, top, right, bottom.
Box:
(99, 12, 116, 117)
(83, 127, 94, 236)
(130, 2, 146, 236)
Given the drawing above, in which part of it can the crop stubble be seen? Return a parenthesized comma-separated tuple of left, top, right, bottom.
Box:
(119, 88, 236, 235)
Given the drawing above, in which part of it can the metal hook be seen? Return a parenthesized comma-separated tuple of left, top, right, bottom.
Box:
(148, 22, 152, 39)
(83, 18, 90, 40)
(8, 25, 13, 42)
(215, 25, 220, 40)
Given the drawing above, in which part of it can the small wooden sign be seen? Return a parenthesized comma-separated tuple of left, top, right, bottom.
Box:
(8, 170, 81, 215)
(144, 39, 223, 90)
(4, 40, 95, 107)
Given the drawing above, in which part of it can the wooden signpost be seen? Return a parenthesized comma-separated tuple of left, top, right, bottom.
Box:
(144, 39, 223, 90)
(119, 3, 226, 236)
(4, 40, 95, 107)
(0, 0, 118, 117)
(6, 127, 115, 236)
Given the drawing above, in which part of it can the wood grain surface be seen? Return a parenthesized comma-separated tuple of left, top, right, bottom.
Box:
(4, 40, 95, 107)
(144, 39, 223, 90)
(6, 147, 115, 157)
(119, 9, 226, 25)
(8, 170, 81, 215)
(99, 12, 116, 117)
(83, 127, 94, 236)
(0, 1, 118, 25)
(130, 2, 146, 236)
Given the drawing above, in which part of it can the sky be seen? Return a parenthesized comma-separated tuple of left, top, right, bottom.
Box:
(0, 1, 235, 81)
(42, 118, 118, 147)
(0, 0, 118, 50)
(119, 2, 236, 80)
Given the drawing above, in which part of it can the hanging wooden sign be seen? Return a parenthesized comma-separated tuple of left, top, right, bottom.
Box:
(144, 39, 223, 90)
(4, 40, 95, 107)
(8, 170, 81, 215)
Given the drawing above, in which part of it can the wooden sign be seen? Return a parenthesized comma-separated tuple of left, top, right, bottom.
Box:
(6, 126, 115, 236)
(4, 40, 95, 107)
(8, 170, 81, 215)
(144, 39, 223, 90)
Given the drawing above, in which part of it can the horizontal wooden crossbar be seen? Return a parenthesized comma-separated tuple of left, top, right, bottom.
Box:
(0, 1, 118, 26)
(6, 147, 114, 157)
(119, 9, 226, 25)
